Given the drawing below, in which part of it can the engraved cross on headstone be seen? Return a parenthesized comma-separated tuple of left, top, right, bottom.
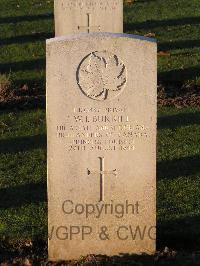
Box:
(78, 13, 101, 33)
(87, 157, 117, 202)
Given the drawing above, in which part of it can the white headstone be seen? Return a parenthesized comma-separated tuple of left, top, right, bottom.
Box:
(47, 33, 157, 260)
(54, 0, 123, 36)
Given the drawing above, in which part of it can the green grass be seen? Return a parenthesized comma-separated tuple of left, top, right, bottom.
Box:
(0, 108, 200, 249)
(0, 110, 47, 239)
(0, 0, 54, 91)
(124, 0, 200, 86)
(157, 108, 200, 248)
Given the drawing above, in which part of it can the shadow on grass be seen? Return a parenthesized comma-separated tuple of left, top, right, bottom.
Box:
(0, 134, 46, 154)
(124, 16, 200, 31)
(158, 112, 200, 129)
(14, 77, 45, 91)
(0, 182, 46, 209)
(0, 58, 45, 73)
(0, 13, 53, 24)
(159, 39, 200, 51)
(158, 216, 200, 250)
(0, 59, 45, 91)
(159, 65, 200, 83)
(157, 155, 200, 180)
(0, 32, 53, 46)
(135, 0, 157, 2)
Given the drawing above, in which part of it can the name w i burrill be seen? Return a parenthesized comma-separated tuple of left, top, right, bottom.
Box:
(73, 115, 130, 123)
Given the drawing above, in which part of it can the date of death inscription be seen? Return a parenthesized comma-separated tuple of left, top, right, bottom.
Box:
(55, 107, 150, 152)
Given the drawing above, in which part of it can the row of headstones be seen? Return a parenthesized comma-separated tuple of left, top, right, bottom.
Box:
(47, 0, 157, 261)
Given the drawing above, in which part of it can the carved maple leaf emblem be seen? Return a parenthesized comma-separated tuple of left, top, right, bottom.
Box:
(77, 51, 127, 100)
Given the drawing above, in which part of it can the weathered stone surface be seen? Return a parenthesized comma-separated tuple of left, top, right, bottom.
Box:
(47, 33, 157, 260)
(54, 0, 123, 36)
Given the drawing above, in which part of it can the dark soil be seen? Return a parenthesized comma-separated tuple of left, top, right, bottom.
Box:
(0, 83, 199, 111)
(1, 239, 200, 266)
(158, 84, 200, 107)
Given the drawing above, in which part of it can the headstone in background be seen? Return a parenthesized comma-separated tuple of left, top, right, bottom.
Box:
(54, 0, 123, 36)
(47, 33, 157, 260)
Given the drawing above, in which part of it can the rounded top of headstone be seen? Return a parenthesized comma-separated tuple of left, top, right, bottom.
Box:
(46, 32, 157, 44)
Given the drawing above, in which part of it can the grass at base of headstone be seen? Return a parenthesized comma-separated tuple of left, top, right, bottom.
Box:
(157, 107, 200, 249)
(0, 109, 47, 240)
(0, 107, 200, 251)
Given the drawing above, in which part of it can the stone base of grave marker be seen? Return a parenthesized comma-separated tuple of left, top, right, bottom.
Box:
(47, 33, 157, 261)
